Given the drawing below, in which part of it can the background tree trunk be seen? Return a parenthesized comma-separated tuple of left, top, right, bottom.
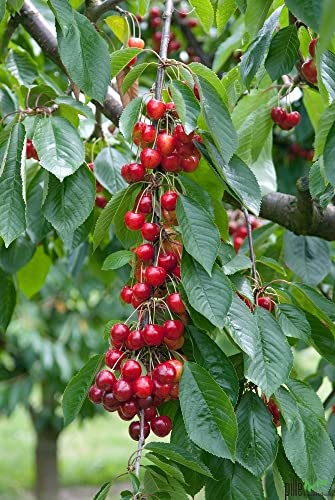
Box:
(35, 426, 59, 500)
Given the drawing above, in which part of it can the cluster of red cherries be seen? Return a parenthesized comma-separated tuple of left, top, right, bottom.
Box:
(270, 107, 301, 131)
(229, 213, 260, 252)
(289, 143, 314, 162)
(301, 38, 318, 85)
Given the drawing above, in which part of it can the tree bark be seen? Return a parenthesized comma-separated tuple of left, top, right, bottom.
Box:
(34, 426, 60, 500)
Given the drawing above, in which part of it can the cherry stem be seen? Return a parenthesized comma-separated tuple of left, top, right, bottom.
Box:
(134, 409, 146, 477)
(154, 0, 174, 101)
(242, 207, 258, 298)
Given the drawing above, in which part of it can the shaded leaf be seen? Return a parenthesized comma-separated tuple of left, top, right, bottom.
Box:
(265, 25, 300, 82)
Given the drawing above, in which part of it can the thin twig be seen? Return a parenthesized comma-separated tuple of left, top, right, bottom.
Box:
(154, 0, 174, 100)
(134, 409, 145, 477)
(242, 207, 258, 290)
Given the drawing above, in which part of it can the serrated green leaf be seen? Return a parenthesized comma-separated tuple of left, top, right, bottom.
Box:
(48, 0, 74, 35)
(223, 254, 251, 275)
(102, 250, 133, 270)
(257, 256, 286, 276)
(236, 391, 278, 476)
(93, 188, 129, 250)
(0, 269, 16, 335)
(320, 49, 335, 103)
(43, 166, 95, 242)
(176, 194, 220, 275)
(189, 0, 214, 32)
(170, 81, 200, 134)
(265, 25, 300, 82)
(244, 307, 293, 397)
(113, 184, 142, 249)
(93, 482, 112, 500)
(119, 97, 143, 143)
(213, 22, 245, 73)
(55, 96, 94, 120)
(275, 304, 311, 342)
(284, 0, 322, 33)
(245, 0, 273, 39)
(94, 147, 128, 194)
(182, 252, 232, 329)
(105, 15, 129, 43)
(26, 169, 51, 244)
(58, 11, 110, 101)
(145, 454, 186, 486)
(180, 362, 238, 459)
(314, 102, 335, 157)
(62, 354, 104, 426)
(0, 122, 26, 247)
(121, 63, 154, 94)
(225, 294, 258, 358)
(33, 116, 84, 181)
(189, 62, 229, 106)
(307, 314, 335, 365)
(0, 0, 6, 18)
(6, 48, 38, 86)
(290, 282, 335, 330)
(110, 48, 142, 78)
(216, 0, 237, 35)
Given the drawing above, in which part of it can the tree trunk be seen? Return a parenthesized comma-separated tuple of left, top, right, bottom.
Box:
(35, 427, 59, 500)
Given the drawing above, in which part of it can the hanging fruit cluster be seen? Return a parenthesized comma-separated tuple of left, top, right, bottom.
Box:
(301, 38, 318, 84)
(270, 106, 301, 130)
(88, 94, 203, 441)
(229, 210, 260, 252)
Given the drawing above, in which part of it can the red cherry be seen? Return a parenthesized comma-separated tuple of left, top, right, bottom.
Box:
(160, 191, 178, 211)
(187, 18, 198, 28)
(166, 293, 186, 314)
(113, 379, 133, 401)
(163, 319, 184, 340)
(142, 124, 156, 144)
(181, 155, 199, 172)
(121, 399, 139, 418)
(124, 211, 145, 230)
(141, 324, 165, 346)
(96, 370, 116, 391)
(95, 195, 108, 208)
(135, 243, 155, 261)
(105, 348, 124, 370)
(235, 226, 248, 239)
(135, 192, 153, 214)
(150, 17, 161, 28)
(150, 6, 161, 17)
(140, 148, 161, 169)
(121, 360, 142, 381)
(26, 139, 39, 160)
(257, 296, 274, 312)
(286, 111, 301, 127)
(141, 222, 160, 241)
(166, 102, 178, 117)
(132, 122, 146, 146)
(138, 395, 154, 409)
(131, 294, 144, 308)
(170, 383, 179, 399)
(88, 385, 103, 404)
(193, 84, 200, 100)
(309, 38, 318, 58)
(168, 40, 181, 52)
(166, 359, 183, 382)
(125, 330, 145, 350)
(158, 252, 178, 272)
(103, 392, 120, 411)
(143, 406, 157, 421)
(156, 133, 176, 155)
(133, 375, 154, 398)
(151, 415, 172, 437)
(121, 163, 146, 183)
(301, 59, 317, 84)
(147, 99, 166, 120)
(164, 335, 184, 350)
(233, 236, 244, 252)
(174, 124, 194, 144)
(129, 420, 150, 441)
(153, 362, 177, 384)
(118, 407, 133, 421)
(132, 282, 152, 300)
(152, 379, 171, 399)
(120, 286, 133, 304)
(178, 8, 188, 18)
(128, 37, 145, 49)
(145, 266, 167, 286)
(173, 265, 181, 279)
(161, 154, 181, 172)
(110, 323, 130, 343)
(270, 107, 286, 124)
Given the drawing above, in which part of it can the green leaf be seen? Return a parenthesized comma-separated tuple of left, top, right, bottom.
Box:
(110, 48, 142, 78)
(145, 454, 186, 486)
(105, 15, 129, 43)
(216, 0, 237, 35)
(62, 354, 104, 426)
(182, 252, 232, 329)
(94, 147, 128, 194)
(43, 166, 95, 242)
(275, 304, 311, 343)
(145, 442, 213, 477)
(6, 48, 37, 86)
(320, 50, 335, 103)
(102, 250, 133, 270)
(180, 362, 238, 459)
(93, 188, 128, 250)
(0, 234, 34, 274)
(0, 0, 5, 18)
(119, 97, 143, 143)
(307, 314, 335, 365)
(318, 0, 335, 57)
(244, 307, 293, 397)
(113, 184, 142, 249)
(236, 391, 278, 476)
(265, 25, 300, 82)
(169, 81, 200, 134)
(189, 0, 214, 32)
(178, 175, 215, 218)
(176, 194, 220, 275)
(189, 62, 228, 106)
(17, 246, 51, 299)
(240, 7, 282, 87)
(245, 0, 273, 39)
(314, 102, 335, 157)
(223, 254, 251, 275)
(58, 11, 110, 101)
(0, 122, 26, 247)
(198, 75, 238, 163)
(0, 269, 16, 334)
(33, 116, 84, 181)
(275, 384, 335, 493)
(93, 482, 112, 500)
(26, 169, 51, 244)
(284, 0, 322, 33)
(213, 23, 245, 74)
(225, 294, 259, 358)
(257, 256, 286, 276)
(121, 63, 154, 94)
(189, 326, 239, 404)
(290, 283, 335, 330)
(283, 231, 330, 286)
(48, 0, 74, 36)
(54, 95, 95, 120)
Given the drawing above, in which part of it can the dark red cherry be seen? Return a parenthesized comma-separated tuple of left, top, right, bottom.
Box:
(125, 329, 145, 350)
(163, 319, 184, 340)
(143, 406, 157, 421)
(151, 415, 172, 437)
(132, 282, 152, 300)
(96, 370, 116, 391)
(133, 375, 154, 398)
(166, 293, 186, 314)
(145, 266, 167, 286)
(103, 391, 120, 411)
(174, 124, 194, 144)
(257, 296, 274, 312)
(158, 252, 178, 272)
(153, 362, 177, 384)
(88, 385, 103, 404)
(105, 348, 124, 370)
(141, 324, 165, 346)
(113, 379, 133, 401)
(110, 323, 130, 343)
(141, 222, 160, 241)
(120, 286, 133, 304)
(160, 191, 178, 211)
(152, 380, 171, 399)
(121, 360, 142, 381)
(129, 420, 150, 441)
(120, 398, 139, 419)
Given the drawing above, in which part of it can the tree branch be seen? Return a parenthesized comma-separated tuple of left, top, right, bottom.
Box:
(154, 0, 174, 100)
(85, 0, 121, 22)
(172, 12, 212, 67)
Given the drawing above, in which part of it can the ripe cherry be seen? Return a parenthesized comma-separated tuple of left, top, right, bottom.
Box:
(138, 395, 154, 409)
(156, 132, 176, 155)
(121, 399, 139, 419)
(153, 362, 177, 384)
(26, 139, 39, 160)
(120, 286, 133, 304)
(121, 360, 142, 381)
(133, 375, 154, 399)
(270, 107, 286, 124)
(143, 406, 157, 421)
(142, 124, 156, 143)
(166, 359, 183, 382)
(141, 222, 160, 241)
(174, 124, 194, 144)
(257, 296, 274, 312)
(163, 319, 184, 340)
(161, 154, 181, 172)
(113, 379, 133, 402)
(160, 191, 178, 211)
(125, 330, 145, 350)
(170, 383, 179, 399)
(121, 163, 146, 183)
(301, 59, 317, 84)
(135, 192, 153, 214)
(129, 420, 150, 441)
(103, 392, 120, 411)
(135, 243, 155, 261)
(193, 84, 200, 100)
(95, 196, 108, 208)
(132, 122, 146, 146)
(88, 385, 103, 404)
(173, 265, 181, 279)
(164, 335, 185, 350)
(128, 37, 145, 49)
(234, 236, 244, 252)
(105, 348, 124, 370)
(131, 294, 144, 308)
(309, 38, 318, 58)
(145, 266, 167, 286)
(153, 379, 171, 399)
(151, 415, 172, 437)
(141, 324, 165, 346)
(96, 370, 116, 391)
(132, 282, 152, 300)
(124, 211, 145, 231)
(181, 155, 199, 172)
(158, 252, 178, 272)
(140, 148, 161, 169)
(147, 99, 166, 120)
(187, 18, 198, 28)
(286, 111, 301, 127)
(166, 293, 186, 314)
(150, 17, 161, 28)
(111, 323, 130, 343)
(235, 226, 248, 239)
(150, 6, 161, 17)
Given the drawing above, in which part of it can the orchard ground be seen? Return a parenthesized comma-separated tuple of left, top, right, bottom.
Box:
(0, 347, 326, 500)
